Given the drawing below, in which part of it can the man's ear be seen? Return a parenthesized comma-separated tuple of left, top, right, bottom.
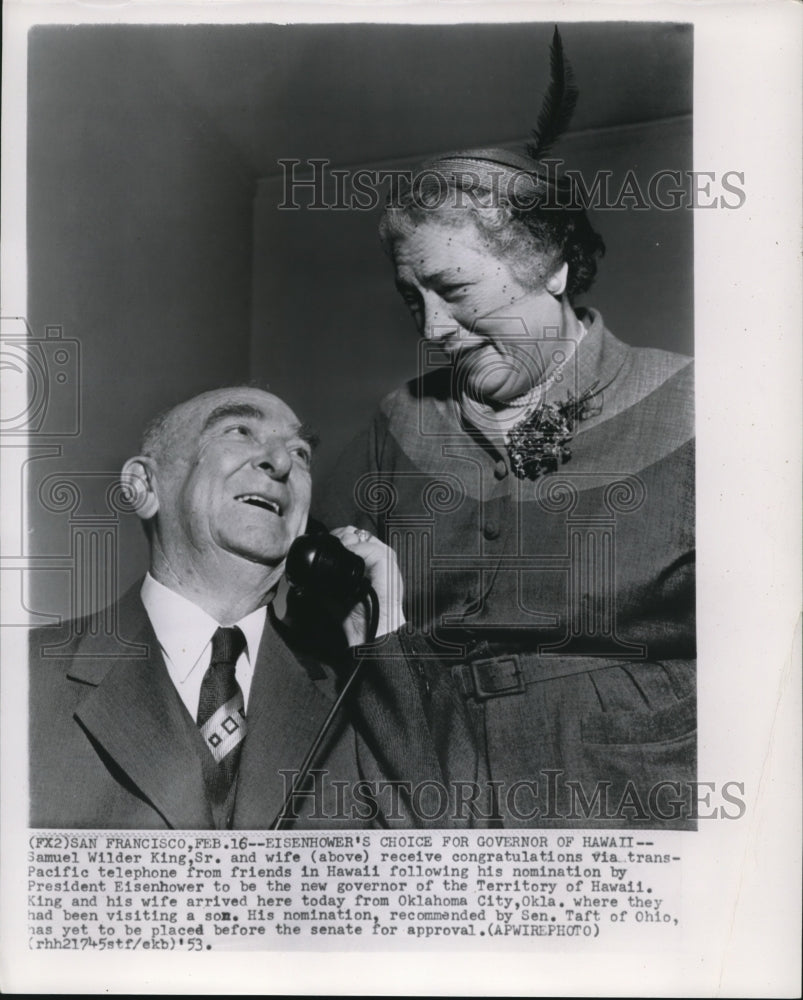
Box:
(545, 261, 569, 297)
(121, 457, 159, 521)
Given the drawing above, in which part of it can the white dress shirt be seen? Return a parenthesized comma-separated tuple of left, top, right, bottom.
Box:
(140, 573, 267, 720)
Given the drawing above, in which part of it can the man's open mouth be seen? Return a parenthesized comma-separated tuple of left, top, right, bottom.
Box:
(235, 494, 283, 515)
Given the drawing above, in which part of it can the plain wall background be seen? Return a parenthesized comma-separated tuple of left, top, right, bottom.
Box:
(24, 22, 692, 620)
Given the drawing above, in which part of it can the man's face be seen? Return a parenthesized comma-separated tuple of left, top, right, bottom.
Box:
(392, 218, 563, 404)
(151, 388, 313, 570)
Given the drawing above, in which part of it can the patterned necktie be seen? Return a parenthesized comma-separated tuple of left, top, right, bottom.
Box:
(197, 626, 247, 800)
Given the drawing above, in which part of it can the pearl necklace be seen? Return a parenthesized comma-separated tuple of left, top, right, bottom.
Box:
(458, 315, 587, 438)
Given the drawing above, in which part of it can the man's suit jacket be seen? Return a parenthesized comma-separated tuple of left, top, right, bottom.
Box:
(29, 583, 446, 829)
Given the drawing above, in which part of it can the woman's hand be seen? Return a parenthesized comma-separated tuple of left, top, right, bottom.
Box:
(329, 526, 405, 647)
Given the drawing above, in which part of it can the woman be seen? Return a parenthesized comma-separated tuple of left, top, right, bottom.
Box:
(320, 33, 695, 829)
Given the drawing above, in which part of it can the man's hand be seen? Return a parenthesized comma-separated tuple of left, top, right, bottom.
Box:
(329, 526, 405, 647)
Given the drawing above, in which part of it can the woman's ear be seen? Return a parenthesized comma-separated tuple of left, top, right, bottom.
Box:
(121, 457, 159, 521)
(545, 261, 569, 297)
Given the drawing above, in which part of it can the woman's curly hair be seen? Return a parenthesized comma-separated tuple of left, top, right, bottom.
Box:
(379, 172, 605, 301)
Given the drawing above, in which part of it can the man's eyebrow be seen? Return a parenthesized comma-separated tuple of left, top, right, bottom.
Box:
(202, 402, 265, 432)
(295, 422, 320, 450)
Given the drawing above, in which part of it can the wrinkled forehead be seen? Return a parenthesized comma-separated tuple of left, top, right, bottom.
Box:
(169, 389, 303, 446)
(392, 215, 496, 273)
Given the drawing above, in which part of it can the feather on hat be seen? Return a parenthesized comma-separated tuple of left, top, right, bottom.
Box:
(422, 27, 578, 192)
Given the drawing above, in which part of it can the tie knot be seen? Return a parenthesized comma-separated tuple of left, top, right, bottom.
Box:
(210, 626, 246, 668)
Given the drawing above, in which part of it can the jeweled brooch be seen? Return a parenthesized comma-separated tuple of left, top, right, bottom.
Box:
(506, 384, 603, 480)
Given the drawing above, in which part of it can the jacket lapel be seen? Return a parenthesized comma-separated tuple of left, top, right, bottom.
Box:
(69, 586, 212, 829)
(233, 611, 339, 829)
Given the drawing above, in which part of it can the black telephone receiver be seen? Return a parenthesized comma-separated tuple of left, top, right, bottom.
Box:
(273, 519, 378, 830)
(285, 518, 369, 621)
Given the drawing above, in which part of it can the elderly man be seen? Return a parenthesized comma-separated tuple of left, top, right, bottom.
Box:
(29, 386, 443, 830)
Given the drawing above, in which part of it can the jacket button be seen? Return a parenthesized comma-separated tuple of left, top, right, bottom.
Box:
(493, 460, 508, 480)
(484, 520, 500, 540)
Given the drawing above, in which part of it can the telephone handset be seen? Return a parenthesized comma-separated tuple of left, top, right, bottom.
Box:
(273, 519, 379, 830)
(285, 518, 369, 620)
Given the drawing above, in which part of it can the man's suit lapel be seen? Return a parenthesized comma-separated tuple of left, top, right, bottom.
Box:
(233, 611, 340, 829)
(69, 586, 213, 829)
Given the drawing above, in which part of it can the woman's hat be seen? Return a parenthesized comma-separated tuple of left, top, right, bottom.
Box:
(416, 27, 578, 206)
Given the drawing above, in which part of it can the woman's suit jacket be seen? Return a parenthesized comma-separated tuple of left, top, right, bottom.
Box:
(319, 310, 697, 829)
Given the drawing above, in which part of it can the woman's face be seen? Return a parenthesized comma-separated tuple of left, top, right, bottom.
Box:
(391, 217, 565, 404)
